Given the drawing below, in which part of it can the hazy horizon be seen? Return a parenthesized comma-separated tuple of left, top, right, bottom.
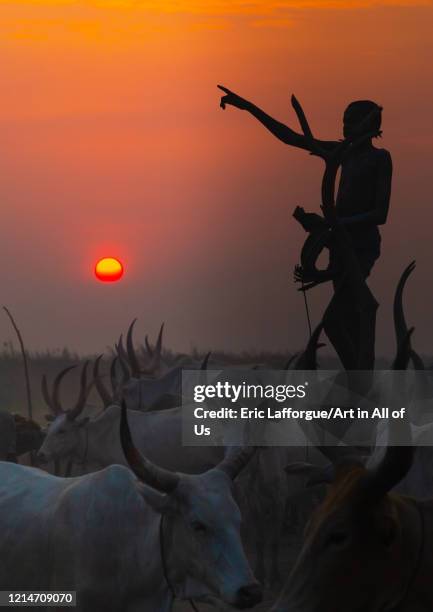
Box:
(1, 1, 432, 357)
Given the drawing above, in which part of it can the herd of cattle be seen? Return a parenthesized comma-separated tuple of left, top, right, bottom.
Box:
(1, 262, 433, 611)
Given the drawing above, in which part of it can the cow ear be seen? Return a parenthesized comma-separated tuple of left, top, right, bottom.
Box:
(136, 483, 176, 514)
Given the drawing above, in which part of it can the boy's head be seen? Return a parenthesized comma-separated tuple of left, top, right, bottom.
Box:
(343, 100, 382, 139)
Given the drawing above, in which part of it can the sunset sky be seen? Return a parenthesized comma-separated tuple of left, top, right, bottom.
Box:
(0, 0, 432, 356)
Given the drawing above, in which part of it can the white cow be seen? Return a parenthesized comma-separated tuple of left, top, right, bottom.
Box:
(0, 404, 262, 611)
(39, 403, 224, 474)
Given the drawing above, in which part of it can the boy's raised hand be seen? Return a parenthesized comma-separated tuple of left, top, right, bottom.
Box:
(218, 85, 250, 111)
(293, 208, 328, 233)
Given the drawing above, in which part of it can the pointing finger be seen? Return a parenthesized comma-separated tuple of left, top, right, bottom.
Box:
(217, 84, 231, 94)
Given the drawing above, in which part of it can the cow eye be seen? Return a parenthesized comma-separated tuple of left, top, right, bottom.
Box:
(191, 520, 207, 534)
(327, 531, 348, 547)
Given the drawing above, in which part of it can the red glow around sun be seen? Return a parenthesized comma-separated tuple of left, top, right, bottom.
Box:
(95, 257, 124, 282)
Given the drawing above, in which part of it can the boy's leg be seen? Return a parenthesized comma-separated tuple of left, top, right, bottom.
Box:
(324, 246, 379, 372)
(323, 289, 358, 370)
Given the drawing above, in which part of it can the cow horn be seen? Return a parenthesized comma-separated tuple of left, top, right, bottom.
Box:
(149, 322, 164, 372)
(393, 261, 426, 371)
(53, 365, 77, 414)
(140, 344, 149, 364)
(200, 351, 211, 370)
(67, 361, 90, 421)
(120, 400, 179, 493)
(93, 355, 112, 409)
(217, 447, 257, 481)
(394, 261, 416, 353)
(41, 375, 59, 415)
(283, 353, 298, 370)
(110, 356, 119, 393)
(116, 347, 131, 383)
(361, 328, 414, 501)
(155, 323, 164, 358)
(117, 334, 130, 370)
(140, 323, 164, 376)
(110, 356, 128, 402)
(294, 323, 324, 370)
(145, 334, 154, 357)
(126, 319, 141, 378)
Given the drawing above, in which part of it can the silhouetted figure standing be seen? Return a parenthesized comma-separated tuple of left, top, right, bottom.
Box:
(218, 86, 392, 369)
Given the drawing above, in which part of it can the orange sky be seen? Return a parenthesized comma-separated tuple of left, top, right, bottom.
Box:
(0, 0, 432, 355)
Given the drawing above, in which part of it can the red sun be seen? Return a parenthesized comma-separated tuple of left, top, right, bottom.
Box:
(95, 257, 124, 282)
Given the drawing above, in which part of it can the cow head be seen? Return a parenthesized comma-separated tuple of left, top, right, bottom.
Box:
(120, 401, 262, 609)
(37, 362, 91, 463)
(273, 453, 420, 612)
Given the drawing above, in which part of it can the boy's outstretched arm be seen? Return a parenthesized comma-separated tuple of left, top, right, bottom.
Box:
(218, 85, 338, 154)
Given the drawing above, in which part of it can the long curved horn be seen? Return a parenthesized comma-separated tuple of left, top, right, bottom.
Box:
(145, 334, 154, 357)
(155, 323, 164, 357)
(294, 323, 324, 370)
(393, 327, 414, 371)
(41, 375, 58, 415)
(140, 344, 149, 365)
(361, 328, 414, 501)
(93, 355, 112, 409)
(126, 319, 141, 378)
(116, 347, 131, 383)
(140, 323, 165, 376)
(117, 334, 130, 370)
(283, 353, 298, 370)
(110, 356, 128, 401)
(393, 261, 416, 351)
(110, 356, 119, 393)
(149, 322, 164, 372)
(217, 447, 257, 481)
(53, 365, 77, 414)
(67, 361, 90, 421)
(120, 400, 179, 493)
(393, 260, 426, 370)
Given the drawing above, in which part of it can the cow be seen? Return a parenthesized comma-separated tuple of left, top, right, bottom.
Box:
(271, 444, 427, 611)
(39, 327, 332, 587)
(38, 363, 225, 473)
(98, 320, 212, 413)
(270, 327, 429, 612)
(0, 403, 262, 611)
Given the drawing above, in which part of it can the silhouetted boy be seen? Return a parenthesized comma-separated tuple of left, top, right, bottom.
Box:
(218, 86, 392, 369)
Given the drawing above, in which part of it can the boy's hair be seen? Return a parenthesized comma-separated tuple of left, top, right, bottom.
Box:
(344, 100, 383, 137)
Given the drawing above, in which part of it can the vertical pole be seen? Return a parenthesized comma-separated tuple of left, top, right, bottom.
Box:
(3, 307, 33, 421)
